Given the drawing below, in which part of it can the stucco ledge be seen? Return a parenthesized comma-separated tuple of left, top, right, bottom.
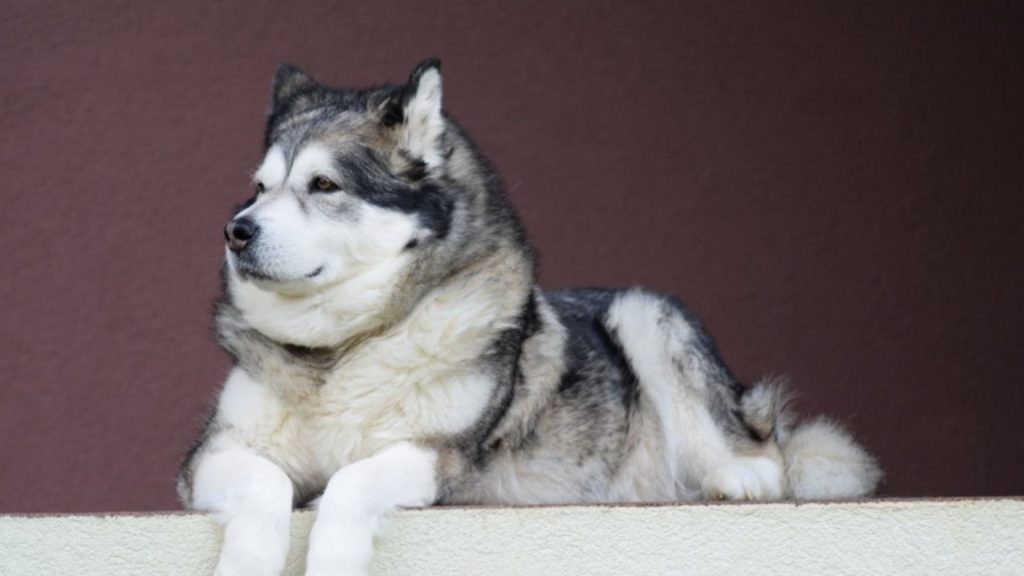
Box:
(1, 498, 1022, 575)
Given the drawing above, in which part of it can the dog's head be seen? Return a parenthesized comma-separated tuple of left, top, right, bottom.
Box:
(226, 59, 451, 292)
(222, 59, 497, 347)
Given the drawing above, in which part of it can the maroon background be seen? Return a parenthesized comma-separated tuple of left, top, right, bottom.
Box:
(1, 1, 1022, 513)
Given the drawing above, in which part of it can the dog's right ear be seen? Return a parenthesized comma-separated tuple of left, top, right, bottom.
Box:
(377, 58, 446, 169)
(271, 63, 316, 110)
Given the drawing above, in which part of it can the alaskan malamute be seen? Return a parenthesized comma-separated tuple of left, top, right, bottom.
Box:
(179, 59, 881, 576)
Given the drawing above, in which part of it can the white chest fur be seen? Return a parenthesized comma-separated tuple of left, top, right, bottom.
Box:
(215, 275, 520, 492)
(216, 355, 493, 493)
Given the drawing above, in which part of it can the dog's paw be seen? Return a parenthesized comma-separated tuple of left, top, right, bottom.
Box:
(305, 520, 374, 576)
(213, 514, 290, 576)
(701, 457, 783, 501)
(214, 541, 287, 576)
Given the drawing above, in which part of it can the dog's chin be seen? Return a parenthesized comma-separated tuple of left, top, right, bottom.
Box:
(231, 255, 325, 295)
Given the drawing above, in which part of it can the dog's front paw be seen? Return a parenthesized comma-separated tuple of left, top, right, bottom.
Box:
(213, 515, 290, 576)
(215, 539, 288, 576)
(305, 521, 373, 576)
(701, 457, 783, 501)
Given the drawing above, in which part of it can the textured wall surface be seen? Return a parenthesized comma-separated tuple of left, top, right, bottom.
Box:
(1, 1, 1022, 512)
(2, 501, 1023, 575)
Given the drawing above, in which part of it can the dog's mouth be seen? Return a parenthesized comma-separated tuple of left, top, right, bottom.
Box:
(231, 252, 324, 284)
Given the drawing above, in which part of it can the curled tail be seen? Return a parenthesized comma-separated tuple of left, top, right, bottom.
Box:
(740, 378, 883, 499)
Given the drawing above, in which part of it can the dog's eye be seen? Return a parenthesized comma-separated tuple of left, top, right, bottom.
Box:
(311, 176, 339, 193)
(254, 182, 265, 194)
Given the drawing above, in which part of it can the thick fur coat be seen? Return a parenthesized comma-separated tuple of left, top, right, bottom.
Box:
(178, 59, 881, 576)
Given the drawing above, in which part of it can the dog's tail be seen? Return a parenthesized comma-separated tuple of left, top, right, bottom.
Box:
(740, 378, 882, 499)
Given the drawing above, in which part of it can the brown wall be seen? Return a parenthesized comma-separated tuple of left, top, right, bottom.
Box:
(1, 1, 1022, 513)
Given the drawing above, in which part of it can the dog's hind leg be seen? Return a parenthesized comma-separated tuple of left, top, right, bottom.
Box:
(604, 289, 785, 501)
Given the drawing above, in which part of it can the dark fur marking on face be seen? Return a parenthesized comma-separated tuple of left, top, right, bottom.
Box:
(338, 148, 453, 240)
(265, 79, 378, 151)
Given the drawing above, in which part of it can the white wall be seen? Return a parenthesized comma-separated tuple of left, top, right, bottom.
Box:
(2, 500, 1022, 575)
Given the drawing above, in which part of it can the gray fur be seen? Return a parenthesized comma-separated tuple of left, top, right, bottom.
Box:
(180, 59, 881, 529)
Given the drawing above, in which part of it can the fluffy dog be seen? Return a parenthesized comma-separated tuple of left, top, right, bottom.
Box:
(178, 59, 881, 576)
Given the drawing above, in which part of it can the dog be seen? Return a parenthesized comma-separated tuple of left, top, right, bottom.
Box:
(178, 58, 881, 576)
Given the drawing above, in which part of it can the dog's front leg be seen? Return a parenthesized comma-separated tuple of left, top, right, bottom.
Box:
(190, 437, 294, 576)
(305, 443, 439, 576)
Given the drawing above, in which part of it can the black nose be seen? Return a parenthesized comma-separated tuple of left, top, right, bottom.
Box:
(225, 218, 259, 252)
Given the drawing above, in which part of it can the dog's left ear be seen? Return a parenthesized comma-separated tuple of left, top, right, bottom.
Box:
(272, 63, 317, 111)
(388, 58, 446, 168)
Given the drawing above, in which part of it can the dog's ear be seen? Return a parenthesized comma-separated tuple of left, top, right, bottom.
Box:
(272, 63, 316, 110)
(388, 58, 446, 169)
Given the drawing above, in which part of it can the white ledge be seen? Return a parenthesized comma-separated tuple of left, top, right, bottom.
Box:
(2, 499, 1022, 575)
